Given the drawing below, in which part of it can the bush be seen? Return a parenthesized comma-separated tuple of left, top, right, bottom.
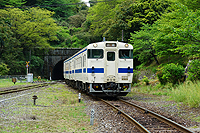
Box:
(187, 59, 200, 81)
(156, 63, 185, 85)
(142, 76, 149, 85)
(0, 62, 10, 75)
(132, 70, 140, 84)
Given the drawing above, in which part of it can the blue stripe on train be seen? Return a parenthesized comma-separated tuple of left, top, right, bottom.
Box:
(75, 69, 82, 73)
(87, 68, 104, 73)
(118, 68, 133, 73)
(83, 68, 86, 73)
(64, 68, 133, 74)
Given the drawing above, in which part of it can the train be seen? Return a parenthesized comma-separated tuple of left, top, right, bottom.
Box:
(63, 41, 133, 97)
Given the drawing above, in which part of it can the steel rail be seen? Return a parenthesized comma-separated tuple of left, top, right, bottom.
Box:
(100, 98, 151, 133)
(119, 99, 194, 133)
(0, 82, 56, 95)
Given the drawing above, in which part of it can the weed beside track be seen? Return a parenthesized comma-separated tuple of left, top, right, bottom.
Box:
(0, 83, 95, 132)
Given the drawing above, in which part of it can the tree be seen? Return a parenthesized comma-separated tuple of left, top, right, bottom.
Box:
(67, 10, 87, 28)
(178, 0, 200, 10)
(30, 56, 44, 76)
(0, 7, 60, 51)
(0, 0, 26, 7)
(0, 7, 60, 74)
(25, 0, 81, 20)
(129, 24, 159, 65)
(87, 0, 122, 40)
(105, 0, 172, 42)
(0, 62, 10, 75)
(153, 4, 200, 58)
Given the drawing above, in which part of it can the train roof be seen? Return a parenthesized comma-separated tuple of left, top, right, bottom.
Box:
(64, 41, 133, 63)
(87, 41, 133, 49)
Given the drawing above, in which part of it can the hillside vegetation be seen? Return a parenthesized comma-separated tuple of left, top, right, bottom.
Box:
(0, 0, 200, 107)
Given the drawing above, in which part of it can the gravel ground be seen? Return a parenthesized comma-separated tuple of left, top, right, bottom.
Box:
(82, 92, 200, 132)
(1, 83, 200, 132)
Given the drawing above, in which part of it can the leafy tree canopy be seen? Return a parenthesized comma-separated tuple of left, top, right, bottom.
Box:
(129, 24, 159, 65)
(130, 3, 200, 67)
(178, 0, 200, 10)
(104, 0, 172, 42)
(25, 0, 81, 20)
(153, 4, 200, 57)
(0, 0, 26, 7)
(87, 0, 123, 37)
(0, 62, 10, 75)
(0, 7, 60, 51)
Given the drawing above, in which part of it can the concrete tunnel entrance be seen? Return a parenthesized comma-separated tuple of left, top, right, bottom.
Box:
(52, 60, 64, 80)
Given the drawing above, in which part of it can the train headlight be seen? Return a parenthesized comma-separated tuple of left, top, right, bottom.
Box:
(125, 43, 129, 48)
(93, 43, 98, 48)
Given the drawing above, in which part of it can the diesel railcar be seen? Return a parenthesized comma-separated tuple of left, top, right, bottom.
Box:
(63, 41, 133, 97)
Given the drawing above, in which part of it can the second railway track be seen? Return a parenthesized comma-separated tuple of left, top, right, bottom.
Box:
(100, 98, 194, 133)
(0, 82, 57, 95)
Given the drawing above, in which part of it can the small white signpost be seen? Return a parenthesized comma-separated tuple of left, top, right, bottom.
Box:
(90, 109, 95, 125)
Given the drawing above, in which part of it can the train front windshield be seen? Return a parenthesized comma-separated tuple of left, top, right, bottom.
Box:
(87, 49, 104, 59)
(119, 49, 133, 59)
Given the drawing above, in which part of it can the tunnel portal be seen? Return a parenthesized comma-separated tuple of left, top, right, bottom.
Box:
(52, 60, 64, 80)
(43, 48, 81, 80)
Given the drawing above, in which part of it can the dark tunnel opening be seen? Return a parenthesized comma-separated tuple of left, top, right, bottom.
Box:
(52, 60, 64, 80)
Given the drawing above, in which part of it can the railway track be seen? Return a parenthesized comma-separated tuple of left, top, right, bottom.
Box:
(100, 98, 194, 133)
(0, 82, 57, 95)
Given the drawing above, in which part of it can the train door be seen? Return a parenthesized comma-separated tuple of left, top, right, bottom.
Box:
(105, 51, 117, 82)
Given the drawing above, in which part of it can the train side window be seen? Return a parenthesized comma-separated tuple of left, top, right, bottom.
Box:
(80, 57, 82, 68)
(83, 55, 85, 67)
(107, 52, 115, 61)
(119, 49, 133, 59)
(87, 49, 103, 59)
(83, 55, 86, 67)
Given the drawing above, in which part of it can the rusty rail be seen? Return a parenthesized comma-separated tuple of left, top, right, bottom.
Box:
(119, 99, 194, 133)
(0, 82, 56, 95)
(100, 98, 151, 133)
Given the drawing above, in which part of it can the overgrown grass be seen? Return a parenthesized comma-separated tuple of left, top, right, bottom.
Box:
(0, 78, 50, 88)
(170, 81, 200, 108)
(130, 82, 172, 96)
(129, 80, 200, 108)
(0, 83, 95, 132)
(0, 78, 32, 88)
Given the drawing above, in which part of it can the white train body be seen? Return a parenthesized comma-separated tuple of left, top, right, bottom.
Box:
(64, 41, 133, 97)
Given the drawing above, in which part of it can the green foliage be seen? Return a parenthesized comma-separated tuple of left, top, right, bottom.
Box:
(25, 0, 81, 20)
(87, 0, 122, 39)
(132, 70, 140, 84)
(67, 10, 87, 28)
(104, 0, 172, 42)
(0, 62, 10, 75)
(157, 63, 185, 85)
(129, 24, 159, 65)
(187, 60, 200, 81)
(8, 61, 26, 75)
(178, 0, 200, 10)
(0, 7, 61, 75)
(142, 76, 149, 85)
(30, 56, 44, 76)
(0, 0, 26, 7)
(0, 7, 60, 50)
(154, 4, 200, 57)
(131, 3, 200, 68)
(171, 81, 200, 108)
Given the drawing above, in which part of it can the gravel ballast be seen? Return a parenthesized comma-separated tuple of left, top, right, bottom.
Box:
(1, 83, 200, 132)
